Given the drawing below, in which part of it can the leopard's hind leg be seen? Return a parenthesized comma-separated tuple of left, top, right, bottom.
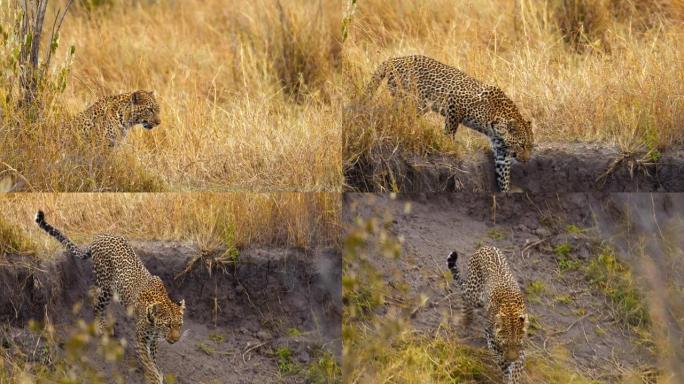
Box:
(91, 257, 114, 335)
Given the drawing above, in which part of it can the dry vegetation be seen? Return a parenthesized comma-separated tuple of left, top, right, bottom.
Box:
(0, 192, 339, 257)
(343, 0, 684, 172)
(1, 0, 344, 192)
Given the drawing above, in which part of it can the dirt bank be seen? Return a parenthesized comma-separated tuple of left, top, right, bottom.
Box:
(0, 243, 341, 383)
(345, 143, 684, 192)
(343, 193, 682, 382)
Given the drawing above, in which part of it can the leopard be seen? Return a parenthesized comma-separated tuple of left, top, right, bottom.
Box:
(366, 55, 534, 192)
(35, 210, 184, 384)
(68, 90, 161, 147)
(447, 246, 528, 383)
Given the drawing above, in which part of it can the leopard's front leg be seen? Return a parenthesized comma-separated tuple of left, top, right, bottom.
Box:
(136, 326, 163, 384)
(501, 350, 525, 384)
(491, 137, 512, 192)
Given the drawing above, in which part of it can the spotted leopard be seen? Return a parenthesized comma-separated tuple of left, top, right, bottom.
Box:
(35, 210, 184, 384)
(68, 90, 161, 147)
(366, 55, 534, 192)
(448, 246, 528, 383)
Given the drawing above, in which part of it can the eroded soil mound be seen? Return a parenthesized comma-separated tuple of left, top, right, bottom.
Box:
(0, 243, 341, 384)
(345, 144, 684, 192)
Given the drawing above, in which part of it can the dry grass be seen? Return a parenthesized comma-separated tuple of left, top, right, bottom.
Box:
(0, 192, 339, 257)
(0, 0, 343, 192)
(343, 0, 684, 167)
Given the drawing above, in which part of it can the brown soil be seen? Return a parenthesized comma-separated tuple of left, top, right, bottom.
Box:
(342, 193, 682, 383)
(0, 243, 341, 384)
(345, 143, 684, 192)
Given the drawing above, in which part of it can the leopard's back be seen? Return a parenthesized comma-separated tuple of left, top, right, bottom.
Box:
(89, 234, 152, 305)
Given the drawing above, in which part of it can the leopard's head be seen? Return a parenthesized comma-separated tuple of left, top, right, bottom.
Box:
(127, 90, 161, 130)
(146, 299, 185, 344)
(493, 303, 528, 362)
(506, 118, 534, 162)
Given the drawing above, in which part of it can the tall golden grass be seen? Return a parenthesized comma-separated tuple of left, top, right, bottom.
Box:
(343, 0, 684, 165)
(0, 192, 339, 257)
(0, 0, 343, 192)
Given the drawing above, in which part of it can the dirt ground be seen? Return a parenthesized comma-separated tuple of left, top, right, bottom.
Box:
(343, 193, 683, 382)
(0, 243, 341, 384)
(345, 144, 684, 193)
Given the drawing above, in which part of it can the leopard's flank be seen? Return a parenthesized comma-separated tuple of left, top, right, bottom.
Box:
(35, 210, 184, 384)
(367, 55, 534, 192)
(448, 246, 528, 383)
(68, 90, 161, 147)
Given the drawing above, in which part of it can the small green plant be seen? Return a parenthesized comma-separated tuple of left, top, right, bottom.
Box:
(276, 346, 298, 374)
(486, 228, 506, 240)
(585, 247, 649, 328)
(196, 341, 216, 356)
(642, 123, 663, 162)
(554, 294, 573, 305)
(220, 219, 240, 263)
(557, 256, 581, 272)
(565, 224, 586, 234)
(287, 327, 302, 337)
(208, 332, 225, 343)
(554, 243, 573, 257)
(526, 280, 546, 302)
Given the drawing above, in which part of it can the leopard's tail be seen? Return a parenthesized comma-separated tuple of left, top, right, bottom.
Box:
(35, 211, 90, 259)
(364, 60, 390, 98)
(447, 251, 465, 290)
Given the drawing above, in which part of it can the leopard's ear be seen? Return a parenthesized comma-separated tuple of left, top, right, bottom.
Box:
(130, 90, 145, 105)
(146, 303, 160, 324)
(178, 299, 185, 313)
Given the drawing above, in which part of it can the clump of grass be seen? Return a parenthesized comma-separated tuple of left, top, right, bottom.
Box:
(263, 1, 342, 103)
(585, 246, 649, 329)
(0, 217, 36, 256)
(558, 256, 581, 272)
(305, 350, 340, 384)
(554, 243, 573, 257)
(275, 346, 296, 374)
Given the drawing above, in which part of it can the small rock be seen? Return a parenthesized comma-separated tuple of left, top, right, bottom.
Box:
(535, 227, 551, 238)
(577, 244, 591, 260)
(298, 350, 311, 363)
(256, 330, 272, 340)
